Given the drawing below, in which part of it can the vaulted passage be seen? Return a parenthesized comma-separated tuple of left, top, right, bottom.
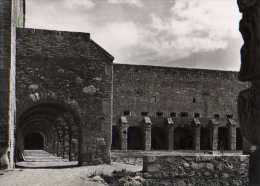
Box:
(16, 102, 81, 167)
(24, 133, 44, 150)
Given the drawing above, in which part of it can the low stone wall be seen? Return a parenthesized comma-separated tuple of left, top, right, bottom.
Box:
(143, 154, 249, 186)
(111, 156, 143, 166)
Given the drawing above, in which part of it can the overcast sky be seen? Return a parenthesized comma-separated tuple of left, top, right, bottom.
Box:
(26, 0, 242, 71)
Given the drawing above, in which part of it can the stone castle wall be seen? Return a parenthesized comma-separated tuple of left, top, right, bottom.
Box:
(112, 64, 249, 152)
(16, 28, 114, 165)
(113, 64, 248, 123)
(143, 155, 249, 186)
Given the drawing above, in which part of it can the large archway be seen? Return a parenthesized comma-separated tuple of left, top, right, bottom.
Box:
(15, 101, 82, 167)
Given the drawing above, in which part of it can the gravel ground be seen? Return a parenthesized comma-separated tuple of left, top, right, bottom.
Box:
(0, 163, 142, 186)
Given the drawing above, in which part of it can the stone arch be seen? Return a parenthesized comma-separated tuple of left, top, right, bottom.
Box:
(16, 94, 83, 164)
(16, 91, 82, 121)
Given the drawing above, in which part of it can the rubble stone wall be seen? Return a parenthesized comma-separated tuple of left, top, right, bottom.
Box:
(143, 155, 249, 186)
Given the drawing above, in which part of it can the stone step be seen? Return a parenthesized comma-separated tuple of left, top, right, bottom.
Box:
(16, 150, 78, 168)
(23, 150, 69, 162)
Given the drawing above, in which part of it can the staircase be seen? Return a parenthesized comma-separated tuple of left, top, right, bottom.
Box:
(16, 150, 78, 168)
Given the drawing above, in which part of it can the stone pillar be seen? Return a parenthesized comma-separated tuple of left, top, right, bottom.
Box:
(167, 117, 174, 151)
(212, 126, 218, 151)
(229, 126, 237, 151)
(0, 0, 17, 169)
(227, 118, 237, 151)
(168, 125, 174, 151)
(119, 124, 128, 151)
(119, 116, 128, 151)
(144, 125, 151, 151)
(193, 117, 201, 151)
(194, 126, 201, 151)
(143, 116, 152, 151)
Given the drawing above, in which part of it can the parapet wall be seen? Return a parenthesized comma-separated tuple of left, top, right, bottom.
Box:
(143, 154, 249, 186)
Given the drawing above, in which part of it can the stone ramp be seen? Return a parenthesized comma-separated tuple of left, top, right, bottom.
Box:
(16, 150, 78, 168)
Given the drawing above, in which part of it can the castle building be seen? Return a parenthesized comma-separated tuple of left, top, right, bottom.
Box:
(0, 0, 248, 168)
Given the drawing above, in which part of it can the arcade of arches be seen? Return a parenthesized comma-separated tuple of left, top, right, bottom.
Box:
(111, 115, 243, 152)
(16, 103, 80, 162)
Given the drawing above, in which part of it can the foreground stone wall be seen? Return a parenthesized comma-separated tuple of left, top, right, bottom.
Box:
(143, 155, 249, 186)
(16, 28, 114, 165)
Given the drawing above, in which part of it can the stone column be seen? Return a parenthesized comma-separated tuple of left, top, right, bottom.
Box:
(144, 125, 151, 151)
(0, 0, 17, 169)
(119, 124, 128, 151)
(167, 117, 174, 151)
(193, 117, 201, 151)
(143, 116, 152, 151)
(227, 118, 237, 151)
(229, 125, 237, 151)
(212, 126, 218, 151)
(119, 116, 128, 151)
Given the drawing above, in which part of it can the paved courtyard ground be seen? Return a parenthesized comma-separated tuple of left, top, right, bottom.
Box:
(0, 150, 142, 186)
(0, 163, 141, 186)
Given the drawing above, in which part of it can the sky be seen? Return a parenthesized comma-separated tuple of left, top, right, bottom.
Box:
(26, 0, 243, 71)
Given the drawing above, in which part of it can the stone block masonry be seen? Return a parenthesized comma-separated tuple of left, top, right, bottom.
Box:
(16, 28, 114, 165)
(143, 154, 249, 186)
(113, 64, 248, 121)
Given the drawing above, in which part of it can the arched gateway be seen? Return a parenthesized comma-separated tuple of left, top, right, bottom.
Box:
(16, 101, 82, 164)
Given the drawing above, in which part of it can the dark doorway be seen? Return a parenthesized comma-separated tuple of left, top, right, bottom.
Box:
(218, 127, 229, 151)
(111, 126, 120, 150)
(127, 127, 143, 150)
(174, 127, 194, 150)
(200, 127, 212, 150)
(24, 133, 44, 150)
(151, 126, 168, 150)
